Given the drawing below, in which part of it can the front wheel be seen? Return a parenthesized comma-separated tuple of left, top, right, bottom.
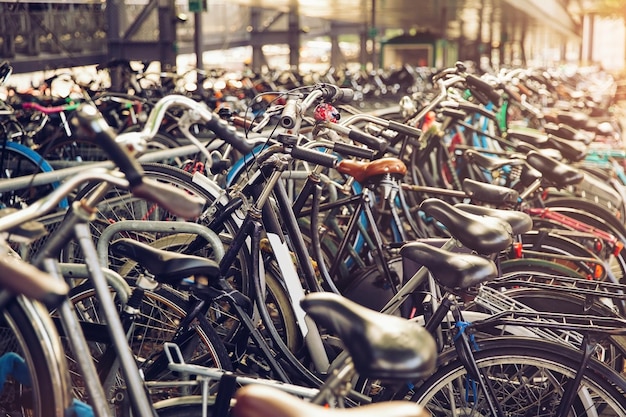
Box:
(409, 337, 626, 417)
(0, 296, 73, 417)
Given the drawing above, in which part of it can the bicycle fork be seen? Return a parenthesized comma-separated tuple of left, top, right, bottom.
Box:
(450, 307, 600, 417)
(450, 307, 505, 417)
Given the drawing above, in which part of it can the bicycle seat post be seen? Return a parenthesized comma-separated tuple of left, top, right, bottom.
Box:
(310, 358, 356, 406)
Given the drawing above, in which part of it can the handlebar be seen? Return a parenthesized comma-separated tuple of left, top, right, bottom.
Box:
(465, 74, 502, 106)
(431, 63, 503, 106)
(300, 137, 376, 161)
(280, 93, 300, 129)
(72, 105, 206, 218)
(317, 121, 388, 153)
(289, 146, 337, 168)
(279, 84, 356, 130)
(21, 101, 80, 115)
(113, 94, 257, 155)
(339, 113, 422, 138)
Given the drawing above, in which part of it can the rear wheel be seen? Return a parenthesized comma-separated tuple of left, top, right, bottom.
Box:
(409, 337, 626, 417)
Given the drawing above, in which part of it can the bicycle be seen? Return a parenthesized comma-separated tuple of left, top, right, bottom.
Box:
(0, 101, 214, 417)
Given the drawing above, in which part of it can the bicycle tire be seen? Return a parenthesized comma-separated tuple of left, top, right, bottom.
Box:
(0, 140, 63, 209)
(41, 131, 183, 166)
(0, 296, 72, 417)
(499, 257, 588, 278)
(409, 336, 626, 417)
(542, 197, 626, 239)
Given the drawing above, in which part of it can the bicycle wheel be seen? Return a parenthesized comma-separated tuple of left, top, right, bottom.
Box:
(542, 197, 626, 240)
(62, 163, 303, 364)
(64, 279, 232, 406)
(409, 337, 626, 417)
(0, 296, 72, 417)
(500, 257, 626, 317)
(60, 162, 238, 276)
(39, 131, 184, 167)
(0, 140, 60, 209)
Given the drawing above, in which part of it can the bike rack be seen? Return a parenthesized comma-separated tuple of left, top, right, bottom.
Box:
(96, 220, 225, 266)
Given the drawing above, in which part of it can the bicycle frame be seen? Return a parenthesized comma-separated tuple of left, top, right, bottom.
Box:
(21, 170, 159, 417)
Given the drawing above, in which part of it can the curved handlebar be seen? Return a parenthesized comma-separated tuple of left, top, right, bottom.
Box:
(319, 121, 388, 153)
(131, 178, 206, 219)
(465, 74, 502, 106)
(279, 84, 356, 130)
(115, 94, 257, 154)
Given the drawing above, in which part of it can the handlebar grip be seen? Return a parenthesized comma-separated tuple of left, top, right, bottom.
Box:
(502, 84, 523, 103)
(289, 146, 338, 168)
(0, 254, 68, 308)
(347, 129, 388, 153)
(441, 107, 467, 120)
(332, 142, 377, 160)
(131, 178, 206, 220)
(316, 84, 355, 103)
(336, 88, 355, 103)
(465, 74, 502, 106)
(206, 117, 255, 154)
(387, 120, 422, 138)
(71, 103, 145, 187)
(280, 96, 299, 129)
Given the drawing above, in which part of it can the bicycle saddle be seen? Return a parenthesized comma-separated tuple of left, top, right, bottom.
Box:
(400, 242, 498, 290)
(419, 198, 513, 254)
(544, 109, 590, 130)
(455, 202, 533, 235)
(301, 292, 436, 381)
(232, 384, 430, 417)
(461, 178, 520, 206)
(506, 127, 549, 147)
(463, 149, 525, 171)
(525, 150, 584, 187)
(336, 157, 407, 184)
(544, 134, 587, 162)
(543, 122, 594, 145)
(109, 238, 220, 285)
